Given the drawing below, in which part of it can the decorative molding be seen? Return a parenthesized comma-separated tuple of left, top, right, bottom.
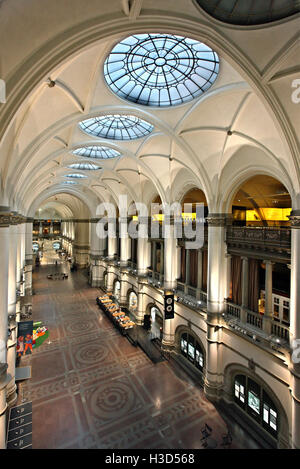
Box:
(289, 214, 300, 229)
(206, 213, 232, 227)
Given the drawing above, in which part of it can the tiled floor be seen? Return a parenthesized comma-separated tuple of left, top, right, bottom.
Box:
(17, 251, 260, 449)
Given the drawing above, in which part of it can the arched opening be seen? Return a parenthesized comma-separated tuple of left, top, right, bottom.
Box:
(226, 175, 292, 340)
(113, 279, 121, 302)
(234, 374, 278, 440)
(144, 304, 163, 339)
(180, 331, 205, 373)
(231, 175, 291, 228)
(128, 290, 138, 313)
(177, 188, 208, 297)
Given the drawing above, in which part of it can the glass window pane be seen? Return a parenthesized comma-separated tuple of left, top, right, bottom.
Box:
(103, 34, 219, 107)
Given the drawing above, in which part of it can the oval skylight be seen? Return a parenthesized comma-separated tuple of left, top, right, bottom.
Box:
(61, 180, 78, 185)
(79, 114, 154, 140)
(68, 163, 101, 171)
(73, 146, 121, 159)
(104, 34, 219, 107)
(64, 173, 88, 179)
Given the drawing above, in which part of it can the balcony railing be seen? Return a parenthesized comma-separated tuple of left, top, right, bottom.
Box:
(226, 226, 291, 258)
(225, 300, 290, 345)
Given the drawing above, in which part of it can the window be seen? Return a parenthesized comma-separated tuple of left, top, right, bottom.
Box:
(129, 291, 138, 311)
(79, 115, 154, 140)
(114, 281, 120, 301)
(64, 173, 87, 179)
(104, 34, 219, 107)
(73, 146, 121, 159)
(180, 332, 204, 372)
(67, 163, 101, 171)
(233, 374, 278, 437)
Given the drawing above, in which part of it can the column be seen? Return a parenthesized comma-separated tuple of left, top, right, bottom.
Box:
(289, 212, 300, 449)
(152, 242, 156, 279)
(205, 214, 228, 402)
(0, 363, 10, 449)
(50, 221, 53, 234)
(119, 217, 131, 267)
(6, 318, 17, 406)
(24, 219, 33, 296)
(197, 249, 203, 293)
(241, 256, 249, 323)
(39, 221, 42, 235)
(162, 223, 177, 350)
(159, 242, 164, 284)
(225, 253, 232, 300)
(74, 221, 90, 268)
(0, 210, 11, 449)
(264, 260, 273, 335)
(106, 221, 117, 292)
(89, 219, 105, 287)
(184, 248, 190, 294)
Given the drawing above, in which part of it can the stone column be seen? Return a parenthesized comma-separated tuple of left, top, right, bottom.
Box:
(225, 253, 232, 300)
(0, 212, 10, 365)
(264, 260, 274, 335)
(289, 212, 300, 449)
(89, 219, 105, 287)
(196, 249, 203, 298)
(106, 220, 117, 292)
(205, 214, 229, 402)
(119, 217, 131, 268)
(152, 242, 157, 279)
(6, 318, 17, 406)
(50, 221, 53, 234)
(0, 363, 10, 449)
(74, 221, 90, 268)
(39, 221, 42, 235)
(162, 223, 177, 350)
(24, 219, 33, 296)
(137, 217, 149, 277)
(159, 242, 164, 284)
(0, 210, 10, 428)
(8, 221, 18, 319)
(241, 256, 249, 323)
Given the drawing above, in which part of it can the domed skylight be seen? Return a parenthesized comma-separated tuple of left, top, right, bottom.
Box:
(195, 0, 298, 26)
(64, 173, 88, 179)
(104, 34, 219, 107)
(73, 146, 121, 159)
(79, 114, 154, 140)
(67, 163, 101, 171)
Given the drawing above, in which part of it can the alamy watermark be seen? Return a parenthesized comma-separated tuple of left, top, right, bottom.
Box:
(95, 196, 205, 249)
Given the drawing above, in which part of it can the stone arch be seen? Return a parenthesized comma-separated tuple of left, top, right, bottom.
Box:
(174, 324, 207, 375)
(223, 362, 290, 448)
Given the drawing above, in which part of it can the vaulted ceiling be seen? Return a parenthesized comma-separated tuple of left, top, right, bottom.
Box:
(0, 0, 299, 218)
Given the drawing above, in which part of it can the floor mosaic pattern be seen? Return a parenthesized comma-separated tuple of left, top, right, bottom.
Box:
(17, 257, 260, 449)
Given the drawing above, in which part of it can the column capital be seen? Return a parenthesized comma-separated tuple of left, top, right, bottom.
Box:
(0, 212, 11, 227)
(206, 213, 232, 227)
(289, 211, 300, 228)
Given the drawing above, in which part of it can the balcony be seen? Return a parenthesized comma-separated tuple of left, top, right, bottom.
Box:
(224, 300, 290, 349)
(226, 227, 291, 260)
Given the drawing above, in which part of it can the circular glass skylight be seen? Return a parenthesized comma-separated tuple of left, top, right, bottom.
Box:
(104, 34, 219, 107)
(64, 173, 88, 179)
(195, 0, 298, 26)
(73, 146, 121, 159)
(68, 163, 101, 171)
(79, 114, 154, 140)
